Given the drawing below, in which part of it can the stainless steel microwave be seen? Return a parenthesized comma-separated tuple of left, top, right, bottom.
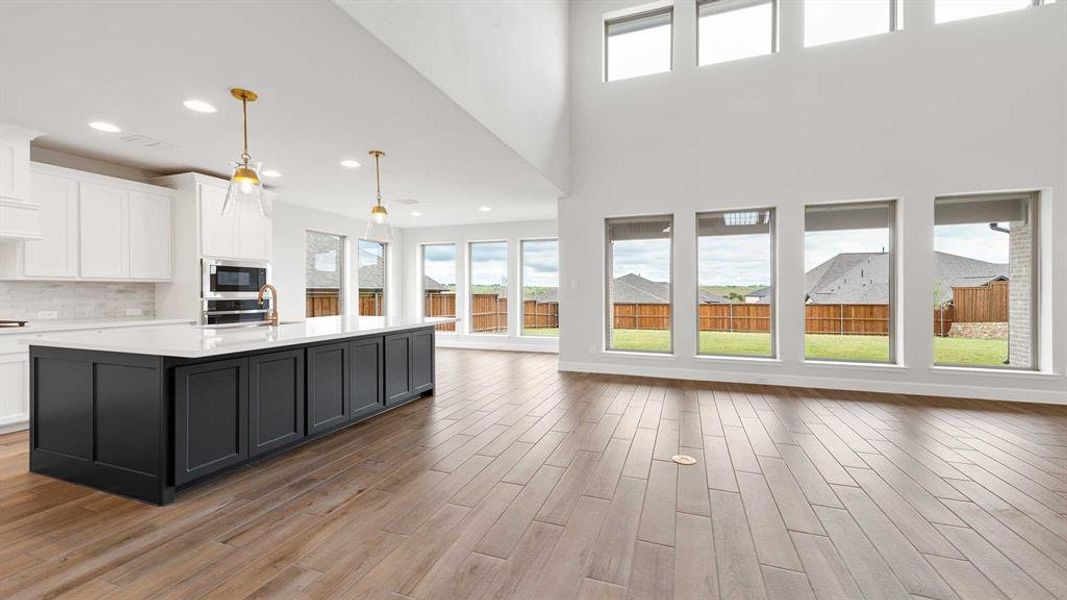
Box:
(202, 259, 270, 299)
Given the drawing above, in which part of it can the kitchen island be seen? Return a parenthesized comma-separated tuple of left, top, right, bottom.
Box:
(25, 316, 455, 504)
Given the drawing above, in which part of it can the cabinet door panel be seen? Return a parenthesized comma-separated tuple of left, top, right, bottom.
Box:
(175, 359, 247, 485)
(249, 350, 305, 456)
(129, 191, 172, 280)
(199, 184, 238, 258)
(307, 343, 349, 434)
(24, 172, 78, 278)
(79, 183, 129, 278)
(349, 337, 383, 420)
(411, 328, 434, 394)
(383, 333, 412, 405)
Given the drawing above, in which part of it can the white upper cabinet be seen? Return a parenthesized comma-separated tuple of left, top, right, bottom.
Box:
(79, 183, 130, 278)
(129, 191, 172, 280)
(0, 163, 175, 282)
(199, 183, 239, 259)
(23, 171, 78, 277)
(237, 198, 272, 261)
(199, 182, 271, 261)
(0, 124, 44, 241)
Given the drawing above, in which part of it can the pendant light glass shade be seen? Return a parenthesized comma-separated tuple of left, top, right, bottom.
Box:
(222, 88, 271, 218)
(222, 159, 269, 217)
(362, 150, 394, 243)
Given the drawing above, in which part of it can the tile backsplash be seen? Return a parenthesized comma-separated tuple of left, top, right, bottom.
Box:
(0, 281, 156, 321)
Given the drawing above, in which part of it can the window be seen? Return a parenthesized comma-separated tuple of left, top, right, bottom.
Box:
(697, 209, 775, 357)
(305, 231, 344, 317)
(469, 241, 508, 335)
(804, 201, 895, 363)
(804, 0, 899, 48)
(358, 239, 386, 316)
(521, 239, 560, 337)
(698, 0, 776, 66)
(936, 0, 1041, 23)
(422, 243, 456, 332)
(933, 193, 1037, 370)
(606, 215, 673, 353)
(605, 7, 673, 81)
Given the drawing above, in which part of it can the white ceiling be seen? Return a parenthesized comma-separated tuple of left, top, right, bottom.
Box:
(0, 0, 561, 228)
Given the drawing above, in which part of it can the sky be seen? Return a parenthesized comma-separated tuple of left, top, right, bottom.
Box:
(522, 240, 559, 288)
(613, 239, 671, 282)
(804, 228, 889, 271)
(358, 239, 384, 269)
(699, 233, 771, 286)
(470, 241, 508, 286)
(423, 243, 456, 285)
(935, 223, 1010, 264)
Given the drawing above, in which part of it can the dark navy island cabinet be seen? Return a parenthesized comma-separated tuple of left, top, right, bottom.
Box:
(29, 326, 435, 505)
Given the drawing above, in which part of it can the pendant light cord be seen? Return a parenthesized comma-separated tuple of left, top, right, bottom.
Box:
(374, 152, 383, 206)
(241, 98, 250, 164)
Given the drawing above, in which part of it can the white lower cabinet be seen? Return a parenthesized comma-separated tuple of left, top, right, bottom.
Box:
(0, 350, 28, 432)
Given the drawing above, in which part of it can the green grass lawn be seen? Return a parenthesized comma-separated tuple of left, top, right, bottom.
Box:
(523, 328, 559, 337)
(585, 329, 1009, 366)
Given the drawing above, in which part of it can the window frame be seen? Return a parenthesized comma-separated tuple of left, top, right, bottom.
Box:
(467, 239, 510, 337)
(420, 242, 457, 334)
(519, 237, 560, 338)
(803, 0, 902, 48)
(305, 229, 347, 318)
(935, 0, 1051, 25)
(357, 238, 388, 317)
(802, 199, 898, 365)
(932, 191, 1040, 371)
(604, 214, 675, 355)
(694, 207, 778, 359)
(604, 5, 675, 82)
(696, 0, 779, 67)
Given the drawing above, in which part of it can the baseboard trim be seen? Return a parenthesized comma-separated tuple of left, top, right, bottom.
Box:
(436, 338, 559, 354)
(0, 418, 28, 435)
(557, 360, 1067, 405)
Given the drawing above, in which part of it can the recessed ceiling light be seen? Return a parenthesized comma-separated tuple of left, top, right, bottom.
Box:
(340, 159, 361, 168)
(411, 211, 423, 217)
(88, 121, 121, 133)
(479, 206, 492, 212)
(183, 99, 217, 113)
(262, 169, 281, 178)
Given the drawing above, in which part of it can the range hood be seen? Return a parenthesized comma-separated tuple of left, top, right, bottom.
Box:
(0, 123, 44, 241)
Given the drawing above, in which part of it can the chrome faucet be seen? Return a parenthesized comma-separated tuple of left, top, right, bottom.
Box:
(257, 284, 279, 326)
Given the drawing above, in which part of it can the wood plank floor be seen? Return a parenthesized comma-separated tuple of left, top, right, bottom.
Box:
(2, 348, 1067, 599)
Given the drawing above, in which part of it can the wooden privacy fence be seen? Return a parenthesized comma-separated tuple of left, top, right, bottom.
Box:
(952, 280, 1008, 322)
(421, 294, 560, 332)
(470, 294, 507, 333)
(424, 293, 456, 331)
(523, 300, 559, 329)
(306, 289, 341, 317)
(359, 291, 385, 316)
(698, 304, 771, 333)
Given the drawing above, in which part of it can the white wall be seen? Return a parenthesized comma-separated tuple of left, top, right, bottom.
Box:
(401, 220, 558, 351)
(272, 201, 405, 323)
(560, 1, 1066, 403)
(335, 0, 570, 193)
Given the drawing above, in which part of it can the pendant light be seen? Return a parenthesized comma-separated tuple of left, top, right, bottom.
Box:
(363, 150, 394, 243)
(221, 88, 269, 217)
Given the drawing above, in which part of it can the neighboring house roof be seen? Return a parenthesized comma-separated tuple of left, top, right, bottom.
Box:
(800, 251, 1006, 305)
(745, 287, 770, 300)
(530, 273, 721, 305)
(423, 275, 449, 292)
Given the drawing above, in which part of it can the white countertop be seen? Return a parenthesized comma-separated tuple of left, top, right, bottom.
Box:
(0, 317, 195, 336)
(23, 316, 457, 358)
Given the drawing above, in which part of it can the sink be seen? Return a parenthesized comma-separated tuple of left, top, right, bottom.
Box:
(199, 321, 301, 330)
